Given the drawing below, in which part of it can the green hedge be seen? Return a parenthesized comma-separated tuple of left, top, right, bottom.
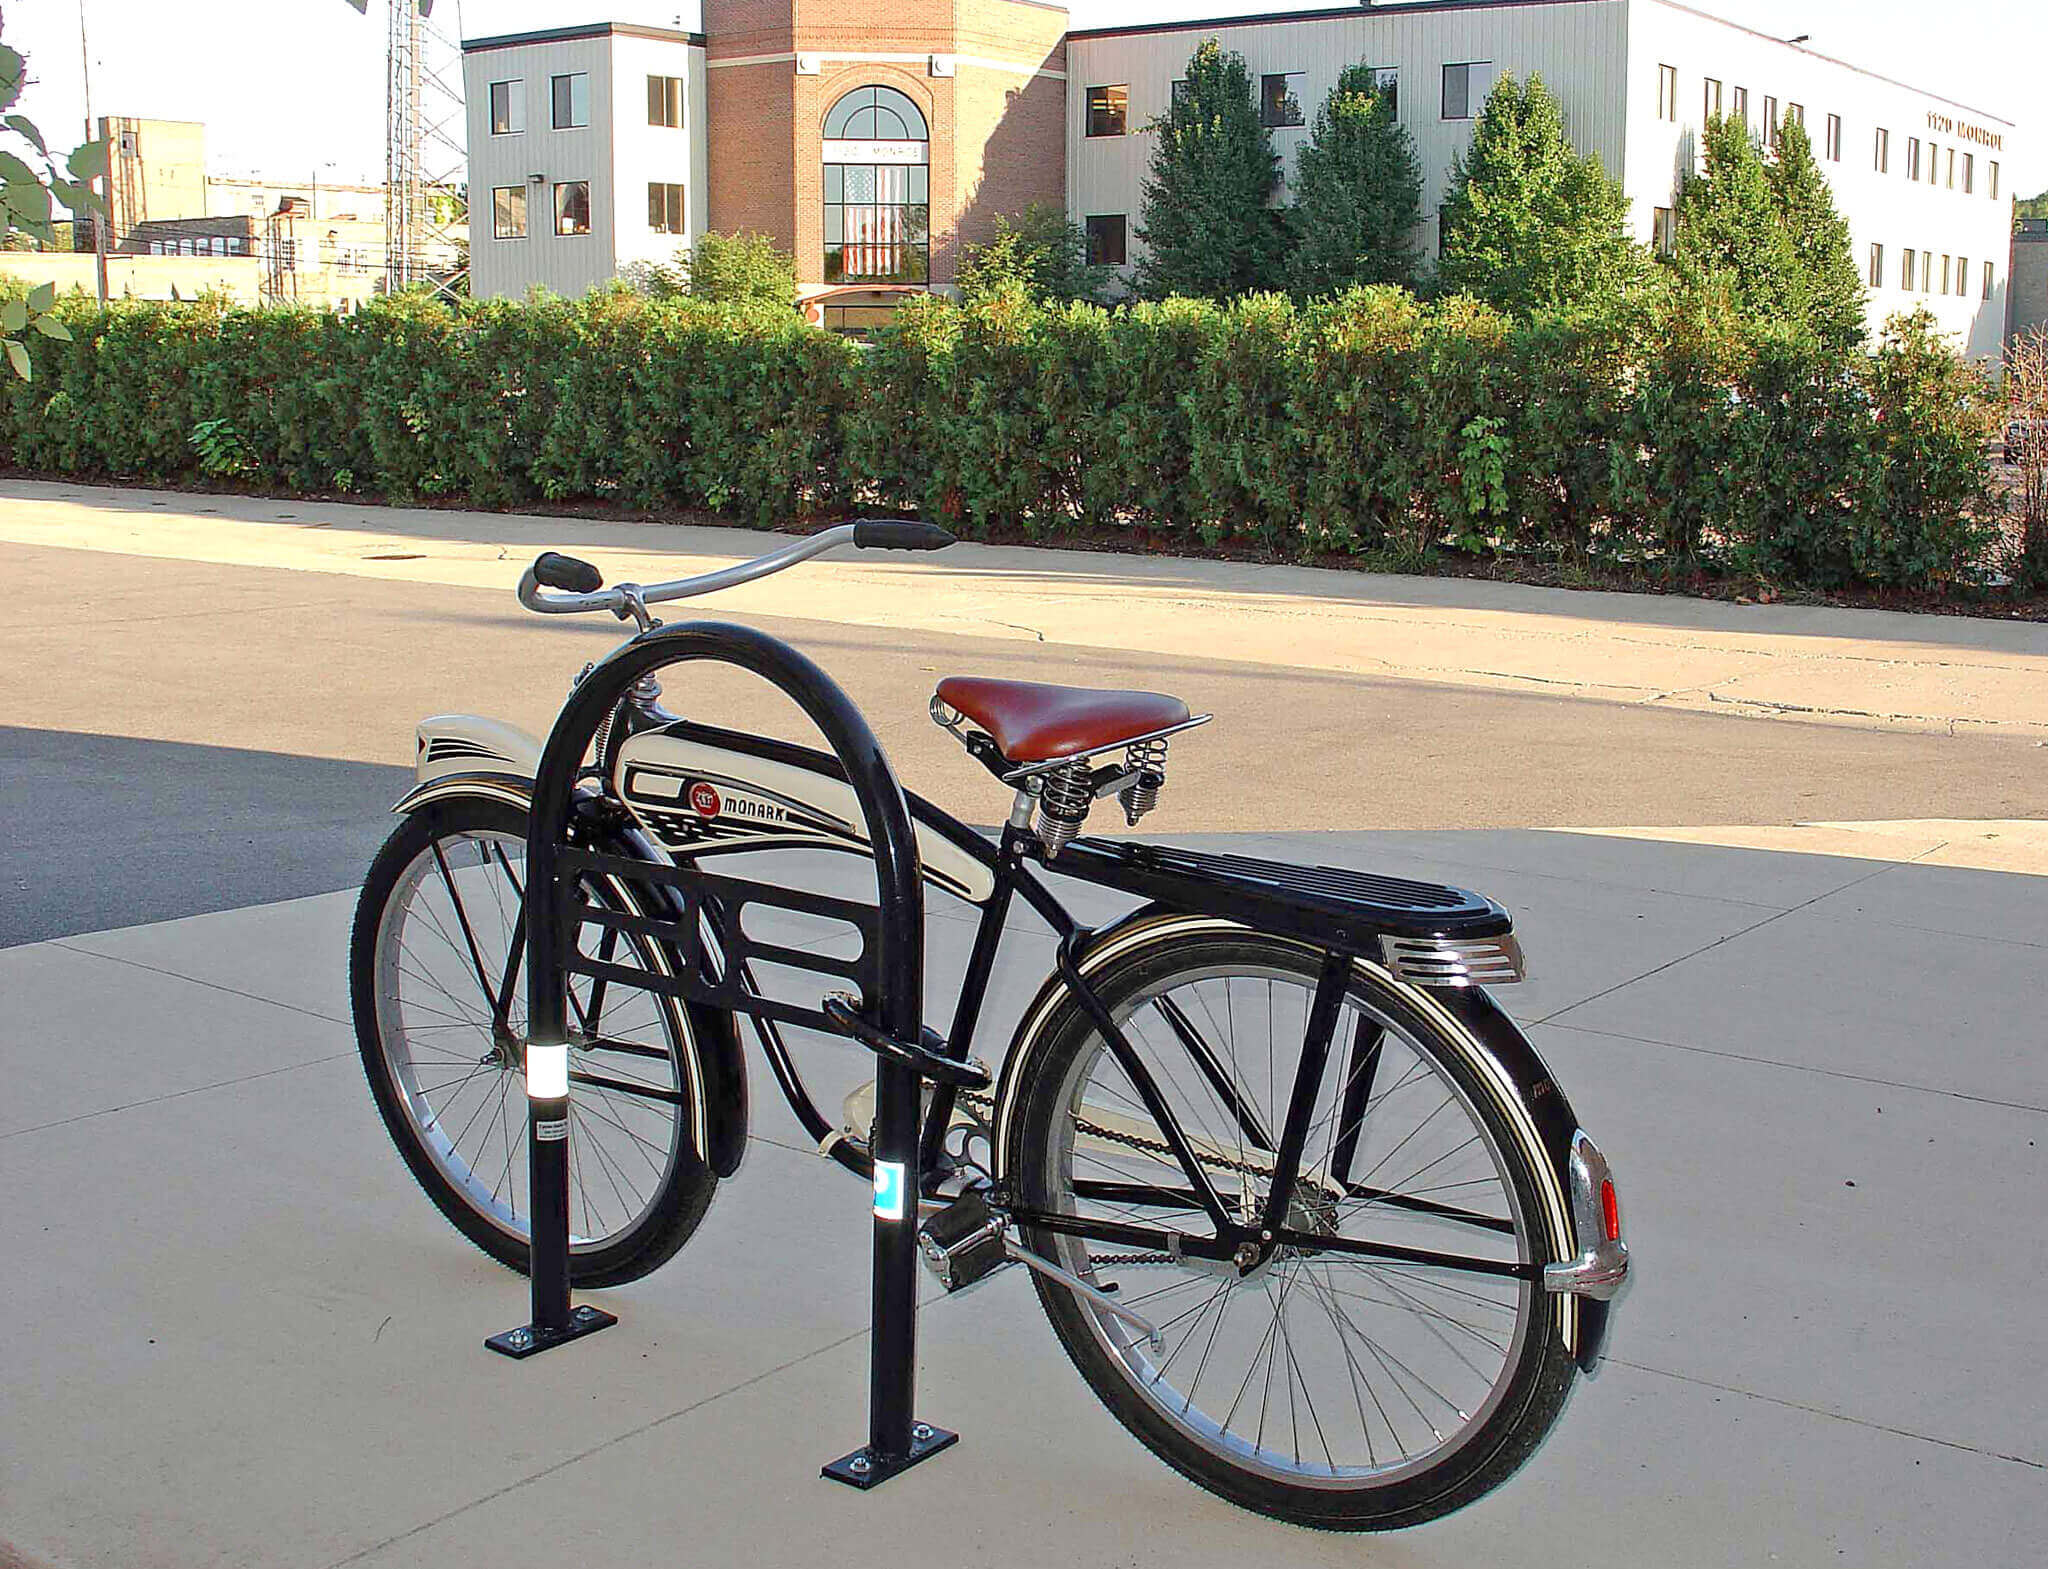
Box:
(0, 282, 2000, 589)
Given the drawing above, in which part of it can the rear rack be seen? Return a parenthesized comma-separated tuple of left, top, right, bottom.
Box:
(1051, 838, 1514, 953)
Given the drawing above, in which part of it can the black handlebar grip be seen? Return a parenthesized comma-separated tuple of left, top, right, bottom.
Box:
(851, 520, 957, 551)
(533, 552, 604, 593)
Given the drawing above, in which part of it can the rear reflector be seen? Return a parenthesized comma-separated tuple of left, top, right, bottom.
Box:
(1601, 1178, 1621, 1242)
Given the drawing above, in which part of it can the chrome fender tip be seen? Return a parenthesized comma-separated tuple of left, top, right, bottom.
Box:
(1543, 1130, 1630, 1304)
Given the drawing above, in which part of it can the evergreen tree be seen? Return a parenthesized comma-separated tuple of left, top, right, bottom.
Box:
(1285, 64, 1423, 298)
(1673, 114, 1806, 322)
(1437, 72, 1641, 313)
(1133, 39, 1283, 299)
(1765, 116, 1867, 351)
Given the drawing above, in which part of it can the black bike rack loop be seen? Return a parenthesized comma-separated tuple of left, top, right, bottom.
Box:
(485, 620, 959, 1488)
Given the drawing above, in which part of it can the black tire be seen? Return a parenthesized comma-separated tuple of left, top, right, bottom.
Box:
(1009, 920, 1577, 1530)
(350, 797, 719, 1287)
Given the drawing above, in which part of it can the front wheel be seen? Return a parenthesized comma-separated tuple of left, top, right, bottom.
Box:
(1008, 921, 1577, 1530)
(349, 797, 719, 1286)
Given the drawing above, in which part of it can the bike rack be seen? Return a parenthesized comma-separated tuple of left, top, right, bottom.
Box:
(487, 620, 959, 1488)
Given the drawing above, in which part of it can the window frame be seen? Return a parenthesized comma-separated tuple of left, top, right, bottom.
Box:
(1442, 61, 1492, 121)
(1963, 151, 1974, 194)
(1657, 63, 1677, 123)
(1731, 85, 1748, 126)
(1902, 248, 1916, 291)
(1785, 101, 1805, 130)
(1956, 255, 1969, 297)
(491, 184, 528, 240)
(1086, 83, 1128, 138)
(1874, 127, 1889, 173)
(551, 72, 590, 131)
(489, 79, 524, 136)
(1941, 253, 1952, 294)
(647, 181, 685, 236)
(1652, 206, 1676, 257)
(1825, 113, 1841, 161)
(1983, 259, 1994, 300)
(1703, 76, 1722, 121)
(1260, 71, 1306, 129)
(647, 74, 684, 130)
(1907, 136, 1921, 180)
(1990, 160, 2000, 200)
(1370, 66, 1399, 119)
(1084, 213, 1127, 268)
(553, 179, 591, 237)
(1763, 95, 1779, 149)
(1868, 243, 1883, 288)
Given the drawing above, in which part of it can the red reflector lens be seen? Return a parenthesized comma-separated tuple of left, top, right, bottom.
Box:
(1600, 1179, 1621, 1242)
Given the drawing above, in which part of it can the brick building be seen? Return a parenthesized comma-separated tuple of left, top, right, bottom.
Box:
(462, 3, 1067, 328)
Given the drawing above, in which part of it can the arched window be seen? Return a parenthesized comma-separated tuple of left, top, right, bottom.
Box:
(823, 85, 929, 285)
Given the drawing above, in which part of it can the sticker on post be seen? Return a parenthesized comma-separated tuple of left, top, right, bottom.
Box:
(536, 1117, 569, 1142)
(873, 1160, 907, 1221)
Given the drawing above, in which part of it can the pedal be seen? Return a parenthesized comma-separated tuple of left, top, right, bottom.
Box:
(916, 1190, 1012, 1294)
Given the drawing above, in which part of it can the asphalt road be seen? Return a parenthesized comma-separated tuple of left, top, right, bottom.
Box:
(4, 539, 2042, 944)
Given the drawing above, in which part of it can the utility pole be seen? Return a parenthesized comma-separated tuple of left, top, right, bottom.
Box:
(77, 0, 108, 303)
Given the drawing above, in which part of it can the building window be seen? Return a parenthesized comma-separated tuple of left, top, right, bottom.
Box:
(1369, 66, 1399, 118)
(1657, 63, 1677, 122)
(551, 73, 590, 130)
(1652, 206, 1676, 256)
(1786, 101, 1805, 130)
(1926, 141, 1938, 185)
(1731, 85, 1748, 126)
(489, 80, 524, 136)
(1902, 248, 1915, 290)
(492, 185, 527, 239)
(1956, 256, 1969, 296)
(1874, 127, 1889, 172)
(1946, 147, 1956, 188)
(1990, 160, 2000, 199)
(1825, 113, 1841, 161)
(1170, 79, 1189, 110)
(1963, 152, 1974, 193)
(1868, 242, 1883, 288)
(1086, 84, 1127, 137)
(1763, 96, 1778, 149)
(1437, 203, 1450, 258)
(554, 180, 590, 236)
(1984, 259, 1994, 299)
(1260, 72, 1305, 128)
(1085, 214, 1126, 267)
(1941, 254, 1952, 293)
(1703, 77, 1722, 120)
(1907, 136, 1920, 179)
(1442, 61, 1493, 121)
(648, 75, 684, 129)
(823, 85, 930, 284)
(648, 182, 684, 235)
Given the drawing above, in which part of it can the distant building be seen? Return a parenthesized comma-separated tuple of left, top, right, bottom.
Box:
(463, 2, 2020, 354)
(2011, 218, 2048, 345)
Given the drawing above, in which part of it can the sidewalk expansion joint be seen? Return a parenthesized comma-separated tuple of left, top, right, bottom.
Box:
(1, 1051, 357, 1141)
(1608, 1359, 2044, 1471)
(49, 940, 352, 1027)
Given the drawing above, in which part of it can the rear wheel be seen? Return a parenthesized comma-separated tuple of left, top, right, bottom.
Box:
(1009, 923, 1576, 1530)
(350, 798, 718, 1286)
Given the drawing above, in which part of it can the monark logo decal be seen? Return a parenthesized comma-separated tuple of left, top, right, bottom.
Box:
(688, 781, 722, 818)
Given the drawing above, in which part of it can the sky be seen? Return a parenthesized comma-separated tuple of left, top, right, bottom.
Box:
(8, 0, 2045, 194)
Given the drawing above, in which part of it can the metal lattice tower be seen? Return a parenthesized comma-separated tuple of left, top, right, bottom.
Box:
(349, 0, 468, 297)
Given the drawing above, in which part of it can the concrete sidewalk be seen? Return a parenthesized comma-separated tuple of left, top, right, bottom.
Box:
(2, 828, 2041, 1569)
(5, 478, 2046, 740)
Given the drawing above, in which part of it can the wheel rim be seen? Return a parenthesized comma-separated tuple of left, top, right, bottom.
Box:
(372, 829, 692, 1255)
(1036, 958, 1538, 1490)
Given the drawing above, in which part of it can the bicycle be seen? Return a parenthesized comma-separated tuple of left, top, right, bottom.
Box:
(349, 520, 1630, 1531)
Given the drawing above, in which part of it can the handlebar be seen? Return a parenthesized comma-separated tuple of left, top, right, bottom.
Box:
(516, 519, 955, 622)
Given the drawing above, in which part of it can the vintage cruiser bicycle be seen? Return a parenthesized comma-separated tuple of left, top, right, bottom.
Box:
(349, 521, 1629, 1530)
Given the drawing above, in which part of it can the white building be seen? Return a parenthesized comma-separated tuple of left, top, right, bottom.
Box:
(1068, 0, 2018, 355)
(462, 22, 709, 301)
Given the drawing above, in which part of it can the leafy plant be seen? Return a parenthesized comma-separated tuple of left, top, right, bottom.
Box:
(0, 24, 108, 377)
(189, 417, 252, 478)
(684, 231, 797, 307)
(958, 204, 1113, 306)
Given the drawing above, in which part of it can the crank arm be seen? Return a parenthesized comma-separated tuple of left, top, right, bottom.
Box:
(1003, 1239, 1164, 1352)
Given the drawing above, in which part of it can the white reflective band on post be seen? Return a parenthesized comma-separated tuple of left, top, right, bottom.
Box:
(527, 1043, 569, 1100)
(873, 1160, 907, 1221)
